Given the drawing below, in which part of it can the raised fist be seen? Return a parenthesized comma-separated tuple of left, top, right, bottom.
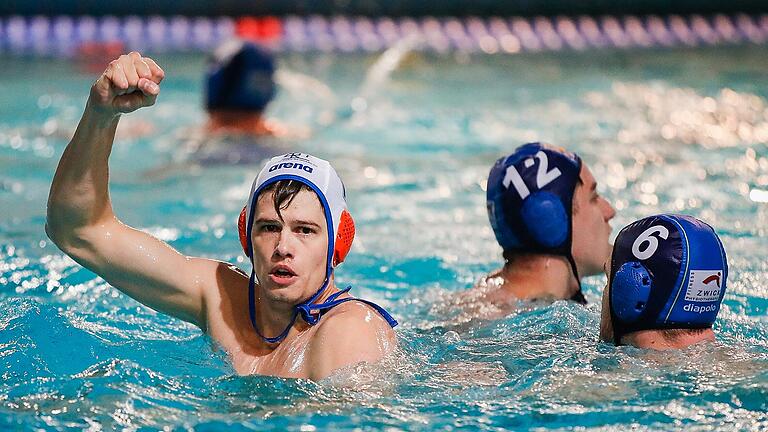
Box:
(89, 51, 165, 116)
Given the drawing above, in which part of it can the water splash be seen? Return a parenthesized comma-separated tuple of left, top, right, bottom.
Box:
(339, 34, 422, 121)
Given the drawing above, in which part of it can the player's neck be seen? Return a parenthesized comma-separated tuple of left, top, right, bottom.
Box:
(500, 255, 578, 301)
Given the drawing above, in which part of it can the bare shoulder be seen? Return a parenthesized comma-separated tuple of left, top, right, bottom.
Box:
(316, 300, 396, 335)
(306, 299, 397, 380)
(196, 259, 250, 301)
(211, 260, 249, 283)
(185, 257, 248, 286)
(189, 258, 250, 325)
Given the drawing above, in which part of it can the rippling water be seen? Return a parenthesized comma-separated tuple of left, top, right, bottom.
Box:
(1, 47, 767, 430)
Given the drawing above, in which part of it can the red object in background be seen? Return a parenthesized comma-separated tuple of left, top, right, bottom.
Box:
(77, 41, 126, 74)
(235, 16, 282, 42)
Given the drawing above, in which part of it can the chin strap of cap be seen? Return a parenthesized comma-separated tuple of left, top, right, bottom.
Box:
(248, 269, 331, 344)
(566, 254, 587, 304)
(248, 278, 398, 344)
(297, 287, 399, 327)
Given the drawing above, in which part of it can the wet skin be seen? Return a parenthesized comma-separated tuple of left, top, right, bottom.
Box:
(46, 52, 396, 380)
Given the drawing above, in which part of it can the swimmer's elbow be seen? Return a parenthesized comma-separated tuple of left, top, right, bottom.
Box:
(46, 198, 85, 248)
(45, 221, 89, 261)
(45, 216, 74, 252)
(47, 180, 114, 235)
(45, 210, 109, 261)
(45, 221, 62, 250)
(45, 210, 81, 251)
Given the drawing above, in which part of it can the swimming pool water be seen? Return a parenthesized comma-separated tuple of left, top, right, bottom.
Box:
(1, 47, 767, 430)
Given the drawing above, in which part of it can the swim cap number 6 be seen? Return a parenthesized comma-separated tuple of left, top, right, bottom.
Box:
(631, 225, 670, 260)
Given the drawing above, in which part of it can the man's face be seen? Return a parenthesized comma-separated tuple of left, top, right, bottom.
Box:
(250, 189, 329, 305)
(571, 164, 616, 277)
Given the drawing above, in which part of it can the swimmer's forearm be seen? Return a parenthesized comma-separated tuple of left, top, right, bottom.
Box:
(48, 48, 165, 233)
(48, 52, 162, 240)
(47, 105, 120, 242)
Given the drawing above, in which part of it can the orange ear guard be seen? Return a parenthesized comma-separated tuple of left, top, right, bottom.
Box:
(238, 206, 355, 265)
(333, 210, 355, 266)
(238, 206, 250, 256)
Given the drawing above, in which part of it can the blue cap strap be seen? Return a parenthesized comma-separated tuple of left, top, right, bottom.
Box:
(248, 270, 300, 343)
(297, 286, 398, 328)
(350, 298, 399, 328)
(296, 286, 352, 325)
(566, 254, 586, 304)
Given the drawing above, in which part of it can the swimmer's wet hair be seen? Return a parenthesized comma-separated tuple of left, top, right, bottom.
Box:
(570, 176, 585, 213)
(260, 180, 316, 221)
(660, 327, 712, 343)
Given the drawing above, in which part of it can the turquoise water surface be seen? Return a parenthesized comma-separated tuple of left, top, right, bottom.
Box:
(1, 47, 767, 430)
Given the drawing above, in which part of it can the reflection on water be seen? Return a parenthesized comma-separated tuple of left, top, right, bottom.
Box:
(1, 47, 767, 429)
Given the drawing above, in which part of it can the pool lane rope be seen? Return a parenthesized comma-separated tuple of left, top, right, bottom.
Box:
(1, 14, 766, 55)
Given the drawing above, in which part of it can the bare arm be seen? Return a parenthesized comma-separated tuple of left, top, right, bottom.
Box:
(46, 52, 222, 328)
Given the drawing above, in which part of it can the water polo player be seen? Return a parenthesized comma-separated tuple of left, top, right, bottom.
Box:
(46, 52, 397, 380)
(600, 214, 728, 349)
(204, 38, 282, 136)
(479, 142, 616, 304)
(173, 39, 287, 167)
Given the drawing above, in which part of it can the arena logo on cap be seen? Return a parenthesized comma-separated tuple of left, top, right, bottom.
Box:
(684, 270, 723, 302)
(268, 161, 314, 173)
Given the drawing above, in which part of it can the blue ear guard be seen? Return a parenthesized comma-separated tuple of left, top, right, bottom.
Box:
(609, 214, 728, 345)
(205, 40, 276, 112)
(520, 191, 569, 248)
(611, 261, 652, 322)
(486, 143, 586, 303)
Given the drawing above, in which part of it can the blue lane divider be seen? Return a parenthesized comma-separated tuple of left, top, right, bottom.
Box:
(0, 14, 765, 56)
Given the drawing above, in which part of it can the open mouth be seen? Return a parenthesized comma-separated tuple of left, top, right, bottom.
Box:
(269, 265, 297, 284)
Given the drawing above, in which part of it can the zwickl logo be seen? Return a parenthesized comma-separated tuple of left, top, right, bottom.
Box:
(701, 273, 721, 288)
(685, 270, 723, 303)
(269, 162, 314, 173)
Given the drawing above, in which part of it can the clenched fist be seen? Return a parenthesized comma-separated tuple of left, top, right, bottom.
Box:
(88, 52, 165, 116)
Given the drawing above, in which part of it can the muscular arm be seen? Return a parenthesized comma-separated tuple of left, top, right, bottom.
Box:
(46, 52, 221, 328)
(306, 302, 397, 380)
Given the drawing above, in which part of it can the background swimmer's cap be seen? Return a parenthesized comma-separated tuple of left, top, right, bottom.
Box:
(486, 142, 586, 302)
(205, 39, 276, 113)
(609, 214, 728, 345)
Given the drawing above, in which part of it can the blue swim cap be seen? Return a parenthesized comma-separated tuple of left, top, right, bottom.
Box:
(486, 142, 585, 303)
(609, 214, 728, 345)
(205, 39, 276, 112)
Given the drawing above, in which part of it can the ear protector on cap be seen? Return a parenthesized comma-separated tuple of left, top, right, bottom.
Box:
(520, 191, 569, 248)
(237, 205, 355, 265)
(334, 210, 355, 265)
(238, 207, 249, 254)
(610, 261, 652, 322)
(608, 214, 728, 345)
